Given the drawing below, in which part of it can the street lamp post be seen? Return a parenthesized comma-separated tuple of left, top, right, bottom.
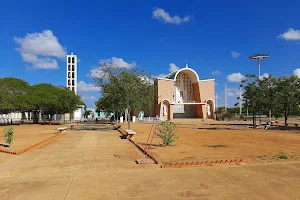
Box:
(249, 54, 269, 78)
(249, 53, 269, 125)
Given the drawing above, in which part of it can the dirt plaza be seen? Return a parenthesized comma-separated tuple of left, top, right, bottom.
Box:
(0, 124, 62, 153)
(130, 122, 300, 164)
(0, 123, 299, 199)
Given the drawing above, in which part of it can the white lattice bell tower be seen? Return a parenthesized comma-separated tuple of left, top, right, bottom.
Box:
(66, 52, 77, 94)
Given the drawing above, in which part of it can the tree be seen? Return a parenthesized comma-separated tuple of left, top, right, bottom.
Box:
(241, 74, 266, 127)
(0, 77, 83, 123)
(291, 105, 300, 116)
(57, 87, 82, 114)
(215, 107, 227, 120)
(227, 107, 240, 115)
(30, 84, 81, 123)
(0, 77, 32, 114)
(273, 75, 300, 125)
(241, 74, 300, 126)
(84, 109, 93, 119)
(94, 63, 155, 130)
(258, 75, 277, 122)
(30, 84, 59, 122)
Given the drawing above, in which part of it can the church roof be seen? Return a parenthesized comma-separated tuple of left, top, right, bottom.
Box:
(165, 70, 178, 79)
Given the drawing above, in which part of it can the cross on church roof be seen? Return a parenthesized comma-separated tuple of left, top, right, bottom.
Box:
(185, 59, 188, 68)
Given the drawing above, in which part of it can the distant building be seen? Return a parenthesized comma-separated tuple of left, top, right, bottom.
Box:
(133, 65, 216, 120)
(82, 108, 112, 119)
(154, 65, 215, 120)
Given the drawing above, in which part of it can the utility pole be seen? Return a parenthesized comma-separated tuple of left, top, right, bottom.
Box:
(258, 59, 261, 78)
(224, 84, 227, 112)
(215, 93, 218, 110)
(239, 87, 242, 115)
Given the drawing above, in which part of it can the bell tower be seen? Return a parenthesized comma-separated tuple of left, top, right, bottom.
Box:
(66, 52, 77, 94)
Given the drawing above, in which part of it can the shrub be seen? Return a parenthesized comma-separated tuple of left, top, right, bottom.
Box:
(4, 126, 14, 147)
(156, 121, 178, 146)
(258, 155, 268, 160)
(215, 107, 226, 121)
(224, 112, 234, 120)
(278, 154, 288, 159)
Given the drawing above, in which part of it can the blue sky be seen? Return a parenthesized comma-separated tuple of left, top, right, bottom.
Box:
(1, 0, 300, 108)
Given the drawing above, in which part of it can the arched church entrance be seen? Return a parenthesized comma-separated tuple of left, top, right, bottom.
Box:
(162, 100, 171, 120)
(173, 70, 198, 118)
(206, 99, 215, 119)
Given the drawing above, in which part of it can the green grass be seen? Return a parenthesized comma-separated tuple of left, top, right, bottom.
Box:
(207, 144, 228, 148)
(278, 154, 288, 159)
(258, 155, 269, 160)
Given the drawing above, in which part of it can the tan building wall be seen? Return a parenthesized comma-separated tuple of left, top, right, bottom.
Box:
(192, 82, 203, 118)
(156, 79, 174, 119)
(198, 80, 215, 102)
(198, 80, 215, 119)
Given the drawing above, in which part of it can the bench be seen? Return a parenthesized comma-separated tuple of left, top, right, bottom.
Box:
(124, 129, 136, 139)
(264, 125, 277, 129)
(69, 124, 75, 129)
(57, 127, 68, 133)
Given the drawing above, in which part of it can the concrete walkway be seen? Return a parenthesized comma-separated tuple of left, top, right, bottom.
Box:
(0, 128, 299, 199)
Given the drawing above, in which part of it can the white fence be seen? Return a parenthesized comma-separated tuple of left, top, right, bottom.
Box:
(137, 116, 165, 122)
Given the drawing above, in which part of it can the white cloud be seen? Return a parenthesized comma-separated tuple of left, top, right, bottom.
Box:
(89, 57, 136, 78)
(169, 63, 180, 72)
(152, 63, 180, 79)
(153, 74, 168, 79)
(227, 91, 234, 97)
(81, 96, 97, 100)
(230, 51, 240, 58)
(278, 28, 300, 40)
(293, 68, 300, 77)
(227, 72, 245, 82)
(14, 30, 66, 69)
(152, 8, 190, 25)
(226, 88, 241, 98)
(262, 73, 269, 78)
(99, 57, 136, 69)
(212, 70, 221, 75)
(259, 73, 269, 79)
(21, 53, 59, 69)
(77, 81, 100, 92)
(139, 75, 154, 84)
(89, 68, 104, 78)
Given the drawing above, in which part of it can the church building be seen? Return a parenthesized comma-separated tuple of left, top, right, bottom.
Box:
(154, 65, 215, 120)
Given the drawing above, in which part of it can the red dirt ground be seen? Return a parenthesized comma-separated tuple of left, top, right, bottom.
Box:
(0, 124, 62, 152)
(128, 122, 300, 164)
